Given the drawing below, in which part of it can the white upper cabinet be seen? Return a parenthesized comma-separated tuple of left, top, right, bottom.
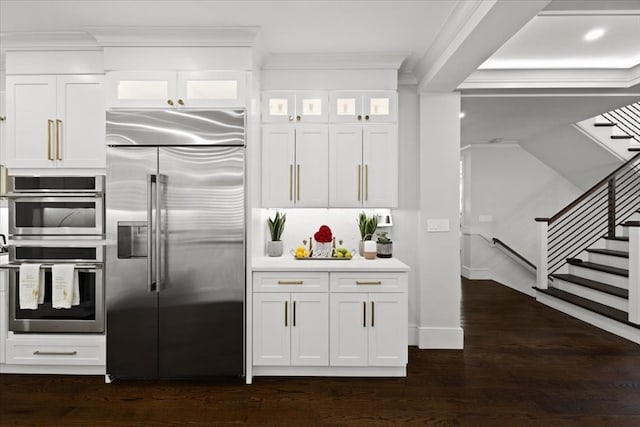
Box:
(262, 91, 328, 123)
(6, 75, 105, 169)
(107, 71, 246, 108)
(329, 91, 397, 123)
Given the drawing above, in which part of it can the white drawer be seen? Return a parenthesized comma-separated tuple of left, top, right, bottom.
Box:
(330, 272, 407, 293)
(253, 272, 329, 292)
(5, 334, 105, 366)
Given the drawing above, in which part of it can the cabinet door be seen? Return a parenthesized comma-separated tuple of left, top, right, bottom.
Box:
(106, 71, 176, 108)
(290, 293, 329, 366)
(329, 125, 363, 207)
(253, 293, 291, 366)
(329, 91, 363, 123)
(368, 293, 407, 366)
(261, 125, 296, 207)
(295, 125, 329, 207)
(262, 91, 296, 123)
(363, 92, 398, 123)
(362, 125, 398, 207)
(57, 75, 106, 168)
(295, 91, 328, 123)
(0, 270, 7, 364)
(330, 293, 368, 366)
(6, 76, 57, 168)
(178, 71, 246, 108)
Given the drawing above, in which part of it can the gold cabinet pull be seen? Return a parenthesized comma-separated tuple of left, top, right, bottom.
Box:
(365, 164, 369, 201)
(167, 99, 174, 106)
(47, 120, 54, 160)
(289, 164, 293, 201)
(371, 301, 375, 327)
(356, 281, 382, 285)
(293, 301, 297, 327)
(285, 300, 288, 327)
(288, 115, 294, 122)
(34, 350, 77, 356)
(177, 99, 184, 106)
(296, 164, 301, 201)
(357, 165, 361, 201)
(363, 301, 366, 327)
(55, 119, 62, 160)
(278, 280, 303, 285)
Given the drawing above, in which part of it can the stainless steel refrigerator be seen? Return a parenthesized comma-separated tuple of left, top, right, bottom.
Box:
(105, 110, 245, 380)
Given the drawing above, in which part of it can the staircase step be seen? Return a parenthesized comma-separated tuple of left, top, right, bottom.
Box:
(567, 258, 628, 277)
(604, 236, 629, 242)
(594, 122, 615, 127)
(611, 135, 633, 139)
(629, 147, 640, 152)
(535, 287, 638, 328)
(551, 274, 628, 298)
(585, 248, 628, 258)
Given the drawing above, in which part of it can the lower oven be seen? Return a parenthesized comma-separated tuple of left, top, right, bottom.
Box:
(3, 242, 104, 333)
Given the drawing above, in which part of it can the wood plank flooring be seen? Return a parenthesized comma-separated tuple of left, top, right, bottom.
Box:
(1, 278, 639, 426)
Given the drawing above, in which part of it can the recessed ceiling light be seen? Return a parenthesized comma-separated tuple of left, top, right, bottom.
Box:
(459, 112, 465, 119)
(584, 28, 605, 42)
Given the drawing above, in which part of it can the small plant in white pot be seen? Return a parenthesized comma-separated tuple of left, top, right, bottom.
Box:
(376, 231, 393, 258)
(357, 212, 377, 256)
(267, 211, 286, 257)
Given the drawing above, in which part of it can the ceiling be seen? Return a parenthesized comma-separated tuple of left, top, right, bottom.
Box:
(1, 0, 639, 148)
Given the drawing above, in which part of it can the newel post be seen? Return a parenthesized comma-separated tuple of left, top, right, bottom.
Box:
(624, 221, 640, 325)
(535, 218, 549, 289)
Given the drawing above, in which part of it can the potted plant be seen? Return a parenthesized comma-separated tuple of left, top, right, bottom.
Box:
(376, 231, 393, 258)
(267, 211, 286, 257)
(357, 212, 378, 256)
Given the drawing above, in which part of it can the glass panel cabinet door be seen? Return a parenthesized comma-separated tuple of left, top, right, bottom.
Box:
(294, 91, 328, 123)
(178, 71, 246, 108)
(329, 91, 363, 123)
(363, 91, 397, 123)
(107, 71, 176, 108)
(262, 92, 296, 123)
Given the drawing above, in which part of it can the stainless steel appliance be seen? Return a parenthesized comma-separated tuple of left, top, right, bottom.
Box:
(5, 241, 104, 333)
(105, 109, 245, 380)
(7, 176, 104, 237)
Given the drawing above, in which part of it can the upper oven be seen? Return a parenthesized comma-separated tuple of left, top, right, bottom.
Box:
(7, 176, 104, 238)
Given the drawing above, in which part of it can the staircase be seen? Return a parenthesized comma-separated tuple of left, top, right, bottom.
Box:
(535, 150, 640, 343)
(580, 102, 640, 159)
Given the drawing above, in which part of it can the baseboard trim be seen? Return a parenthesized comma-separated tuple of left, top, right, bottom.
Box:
(418, 326, 464, 349)
(461, 265, 491, 280)
(408, 324, 419, 346)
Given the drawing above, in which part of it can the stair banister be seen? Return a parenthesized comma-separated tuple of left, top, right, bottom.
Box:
(625, 222, 640, 325)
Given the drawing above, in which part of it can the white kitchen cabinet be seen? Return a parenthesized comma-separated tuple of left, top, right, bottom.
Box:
(262, 124, 329, 207)
(329, 124, 398, 207)
(329, 273, 407, 367)
(107, 70, 246, 108)
(262, 91, 328, 123)
(0, 269, 7, 364)
(4, 333, 105, 366)
(252, 272, 329, 367)
(5, 75, 105, 169)
(329, 91, 397, 123)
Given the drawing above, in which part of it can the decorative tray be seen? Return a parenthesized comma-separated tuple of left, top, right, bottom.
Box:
(294, 256, 352, 261)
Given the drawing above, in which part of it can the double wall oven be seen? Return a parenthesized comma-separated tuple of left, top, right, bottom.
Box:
(3, 176, 105, 333)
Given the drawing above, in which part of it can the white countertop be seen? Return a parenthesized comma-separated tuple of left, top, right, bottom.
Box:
(252, 255, 410, 272)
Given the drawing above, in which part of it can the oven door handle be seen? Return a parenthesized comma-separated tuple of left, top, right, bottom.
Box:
(0, 263, 102, 271)
(2, 192, 104, 198)
(147, 174, 157, 293)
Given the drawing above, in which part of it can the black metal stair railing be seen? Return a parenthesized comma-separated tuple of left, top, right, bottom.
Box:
(537, 151, 640, 275)
(601, 102, 640, 142)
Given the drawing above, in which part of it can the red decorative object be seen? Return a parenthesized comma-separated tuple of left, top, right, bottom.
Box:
(313, 225, 333, 243)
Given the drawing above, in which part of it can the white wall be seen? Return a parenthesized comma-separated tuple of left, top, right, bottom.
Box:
(461, 144, 582, 294)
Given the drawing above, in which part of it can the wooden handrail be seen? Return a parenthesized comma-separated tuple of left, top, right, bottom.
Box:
(544, 151, 640, 224)
(492, 238, 537, 271)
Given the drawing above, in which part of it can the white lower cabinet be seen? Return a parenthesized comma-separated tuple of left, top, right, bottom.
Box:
(250, 269, 407, 381)
(4, 333, 105, 367)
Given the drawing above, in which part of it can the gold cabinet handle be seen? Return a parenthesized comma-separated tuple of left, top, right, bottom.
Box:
(47, 120, 54, 160)
(285, 300, 288, 327)
(33, 350, 77, 356)
(289, 164, 293, 201)
(365, 164, 369, 201)
(278, 280, 303, 285)
(371, 301, 375, 327)
(55, 119, 62, 160)
(288, 115, 294, 122)
(356, 281, 382, 285)
(177, 99, 184, 106)
(357, 165, 361, 201)
(297, 164, 301, 201)
(363, 301, 366, 327)
(293, 301, 297, 327)
(167, 99, 174, 106)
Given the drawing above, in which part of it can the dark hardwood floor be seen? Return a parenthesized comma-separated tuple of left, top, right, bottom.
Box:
(2, 278, 639, 426)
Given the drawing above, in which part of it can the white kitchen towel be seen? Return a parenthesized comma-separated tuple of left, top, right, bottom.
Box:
(19, 264, 43, 310)
(52, 264, 77, 309)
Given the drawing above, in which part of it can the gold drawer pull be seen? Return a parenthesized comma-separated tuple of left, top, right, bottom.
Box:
(33, 351, 77, 356)
(278, 280, 304, 285)
(356, 281, 382, 285)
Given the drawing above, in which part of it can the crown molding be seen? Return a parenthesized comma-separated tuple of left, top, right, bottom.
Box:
(459, 65, 640, 90)
(262, 52, 407, 70)
(84, 26, 261, 47)
(0, 31, 100, 51)
(398, 72, 418, 86)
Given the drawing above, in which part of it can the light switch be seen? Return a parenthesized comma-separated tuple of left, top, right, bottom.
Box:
(427, 219, 450, 232)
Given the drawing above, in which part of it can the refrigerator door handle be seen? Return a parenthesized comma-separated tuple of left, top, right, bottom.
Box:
(156, 174, 166, 291)
(147, 174, 157, 292)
